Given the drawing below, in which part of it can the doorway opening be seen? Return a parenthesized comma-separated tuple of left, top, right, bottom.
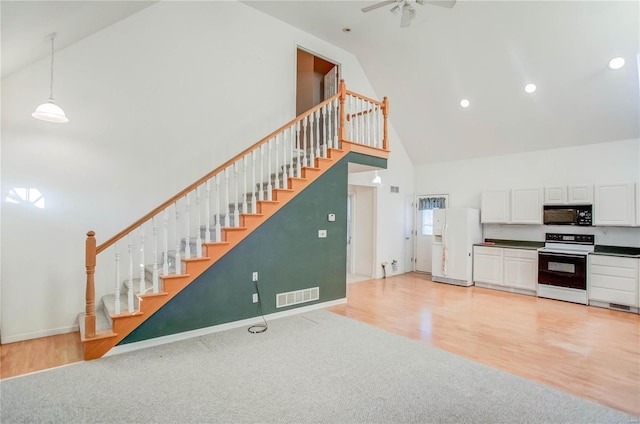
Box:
(347, 185, 376, 283)
(415, 194, 448, 273)
(296, 48, 339, 116)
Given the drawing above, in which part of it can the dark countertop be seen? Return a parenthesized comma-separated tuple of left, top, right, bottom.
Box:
(592, 245, 640, 258)
(474, 239, 545, 251)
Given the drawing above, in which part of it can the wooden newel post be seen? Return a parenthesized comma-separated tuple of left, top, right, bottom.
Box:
(382, 96, 389, 151)
(85, 231, 97, 338)
(338, 79, 347, 143)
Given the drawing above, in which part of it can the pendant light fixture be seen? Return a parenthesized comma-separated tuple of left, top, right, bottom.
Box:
(32, 33, 69, 123)
(372, 171, 382, 185)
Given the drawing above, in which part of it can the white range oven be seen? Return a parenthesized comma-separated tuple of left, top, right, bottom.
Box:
(537, 233, 594, 305)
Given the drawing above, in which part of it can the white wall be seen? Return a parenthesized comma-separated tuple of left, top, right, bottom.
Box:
(0, 1, 410, 342)
(348, 122, 415, 278)
(415, 138, 640, 246)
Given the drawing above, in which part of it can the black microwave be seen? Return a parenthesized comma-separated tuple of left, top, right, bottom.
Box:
(543, 205, 592, 226)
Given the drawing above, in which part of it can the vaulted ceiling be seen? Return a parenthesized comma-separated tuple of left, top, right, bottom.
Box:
(2, 1, 638, 166)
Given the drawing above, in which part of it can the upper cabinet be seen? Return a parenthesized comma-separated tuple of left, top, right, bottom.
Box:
(510, 188, 542, 224)
(481, 188, 541, 224)
(568, 185, 593, 204)
(481, 190, 510, 223)
(543, 185, 593, 205)
(594, 183, 636, 226)
(637, 183, 640, 227)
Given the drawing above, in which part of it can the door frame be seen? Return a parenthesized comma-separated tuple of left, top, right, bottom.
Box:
(294, 45, 341, 114)
(414, 193, 449, 273)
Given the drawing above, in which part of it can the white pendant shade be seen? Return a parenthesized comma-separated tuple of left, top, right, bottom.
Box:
(32, 33, 69, 123)
(32, 99, 69, 123)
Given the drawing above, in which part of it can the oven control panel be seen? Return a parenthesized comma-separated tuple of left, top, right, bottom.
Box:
(545, 233, 594, 245)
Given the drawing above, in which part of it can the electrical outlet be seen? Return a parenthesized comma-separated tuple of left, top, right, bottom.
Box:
(252, 293, 258, 303)
(252, 272, 258, 282)
(318, 229, 327, 238)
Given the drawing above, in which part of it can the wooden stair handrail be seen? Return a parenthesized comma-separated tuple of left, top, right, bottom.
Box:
(84, 79, 389, 343)
(95, 90, 342, 255)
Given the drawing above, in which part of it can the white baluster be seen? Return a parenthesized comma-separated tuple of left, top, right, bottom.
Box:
(375, 105, 380, 148)
(215, 175, 221, 241)
(224, 167, 230, 226)
(275, 135, 280, 190)
(251, 151, 257, 213)
(296, 122, 302, 178)
(314, 110, 321, 159)
(114, 242, 121, 315)
(259, 145, 265, 201)
(308, 113, 315, 166)
(348, 96, 354, 141)
(139, 225, 145, 298)
(289, 126, 295, 179)
(267, 139, 273, 201)
(243, 156, 248, 214)
(184, 194, 191, 259)
(334, 98, 339, 147)
(174, 202, 182, 275)
(302, 117, 308, 168)
(162, 210, 169, 275)
(205, 180, 211, 243)
(282, 131, 288, 188)
(320, 104, 329, 158)
(324, 102, 331, 150)
(127, 234, 134, 312)
(152, 217, 159, 293)
(233, 162, 240, 227)
(196, 187, 203, 257)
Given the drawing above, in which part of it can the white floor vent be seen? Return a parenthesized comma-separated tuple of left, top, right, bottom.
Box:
(276, 287, 319, 308)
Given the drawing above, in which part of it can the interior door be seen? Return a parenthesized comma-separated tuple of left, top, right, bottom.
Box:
(323, 66, 338, 99)
(415, 195, 448, 273)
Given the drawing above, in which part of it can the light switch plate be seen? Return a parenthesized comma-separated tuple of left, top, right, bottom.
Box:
(318, 229, 327, 238)
(328, 213, 336, 222)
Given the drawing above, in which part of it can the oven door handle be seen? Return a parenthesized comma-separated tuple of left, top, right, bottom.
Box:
(538, 252, 587, 259)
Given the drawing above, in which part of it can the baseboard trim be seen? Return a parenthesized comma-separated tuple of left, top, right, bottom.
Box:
(1, 324, 79, 345)
(105, 298, 347, 357)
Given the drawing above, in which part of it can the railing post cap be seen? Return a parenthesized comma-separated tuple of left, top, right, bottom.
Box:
(87, 231, 95, 237)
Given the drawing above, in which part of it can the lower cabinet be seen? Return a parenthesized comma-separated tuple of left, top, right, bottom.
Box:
(588, 254, 639, 308)
(473, 246, 538, 295)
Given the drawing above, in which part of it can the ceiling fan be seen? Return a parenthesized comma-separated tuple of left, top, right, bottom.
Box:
(361, 0, 456, 28)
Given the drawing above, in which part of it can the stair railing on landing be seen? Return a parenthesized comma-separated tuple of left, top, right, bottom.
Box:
(83, 79, 388, 339)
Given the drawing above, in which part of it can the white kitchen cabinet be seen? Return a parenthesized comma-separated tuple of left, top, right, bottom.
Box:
(473, 246, 503, 285)
(594, 183, 636, 226)
(636, 183, 640, 227)
(473, 246, 538, 294)
(481, 190, 510, 223)
(544, 185, 593, 205)
(589, 255, 639, 307)
(510, 188, 542, 224)
(544, 186, 567, 205)
(568, 185, 593, 204)
(503, 249, 538, 292)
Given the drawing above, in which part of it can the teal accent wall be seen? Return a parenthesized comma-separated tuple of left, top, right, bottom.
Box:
(121, 153, 386, 344)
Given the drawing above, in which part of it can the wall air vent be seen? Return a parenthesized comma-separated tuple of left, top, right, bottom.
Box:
(609, 303, 631, 311)
(390, 186, 400, 193)
(276, 287, 319, 308)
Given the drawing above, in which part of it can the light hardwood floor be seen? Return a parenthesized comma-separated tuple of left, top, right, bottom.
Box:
(2, 272, 639, 416)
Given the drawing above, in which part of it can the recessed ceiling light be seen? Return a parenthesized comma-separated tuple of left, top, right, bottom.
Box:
(460, 99, 470, 108)
(608, 57, 625, 70)
(524, 83, 537, 94)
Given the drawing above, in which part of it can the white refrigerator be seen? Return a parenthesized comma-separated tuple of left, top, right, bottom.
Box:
(431, 208, 482, 287)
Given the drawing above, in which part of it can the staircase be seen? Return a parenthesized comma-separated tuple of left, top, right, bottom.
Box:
(79, 80, 390, 359)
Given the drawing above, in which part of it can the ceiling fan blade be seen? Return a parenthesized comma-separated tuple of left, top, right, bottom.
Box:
(423, 0, 456, 8)
(400, 3, 412, 27)
(361, 0, 397, 13)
